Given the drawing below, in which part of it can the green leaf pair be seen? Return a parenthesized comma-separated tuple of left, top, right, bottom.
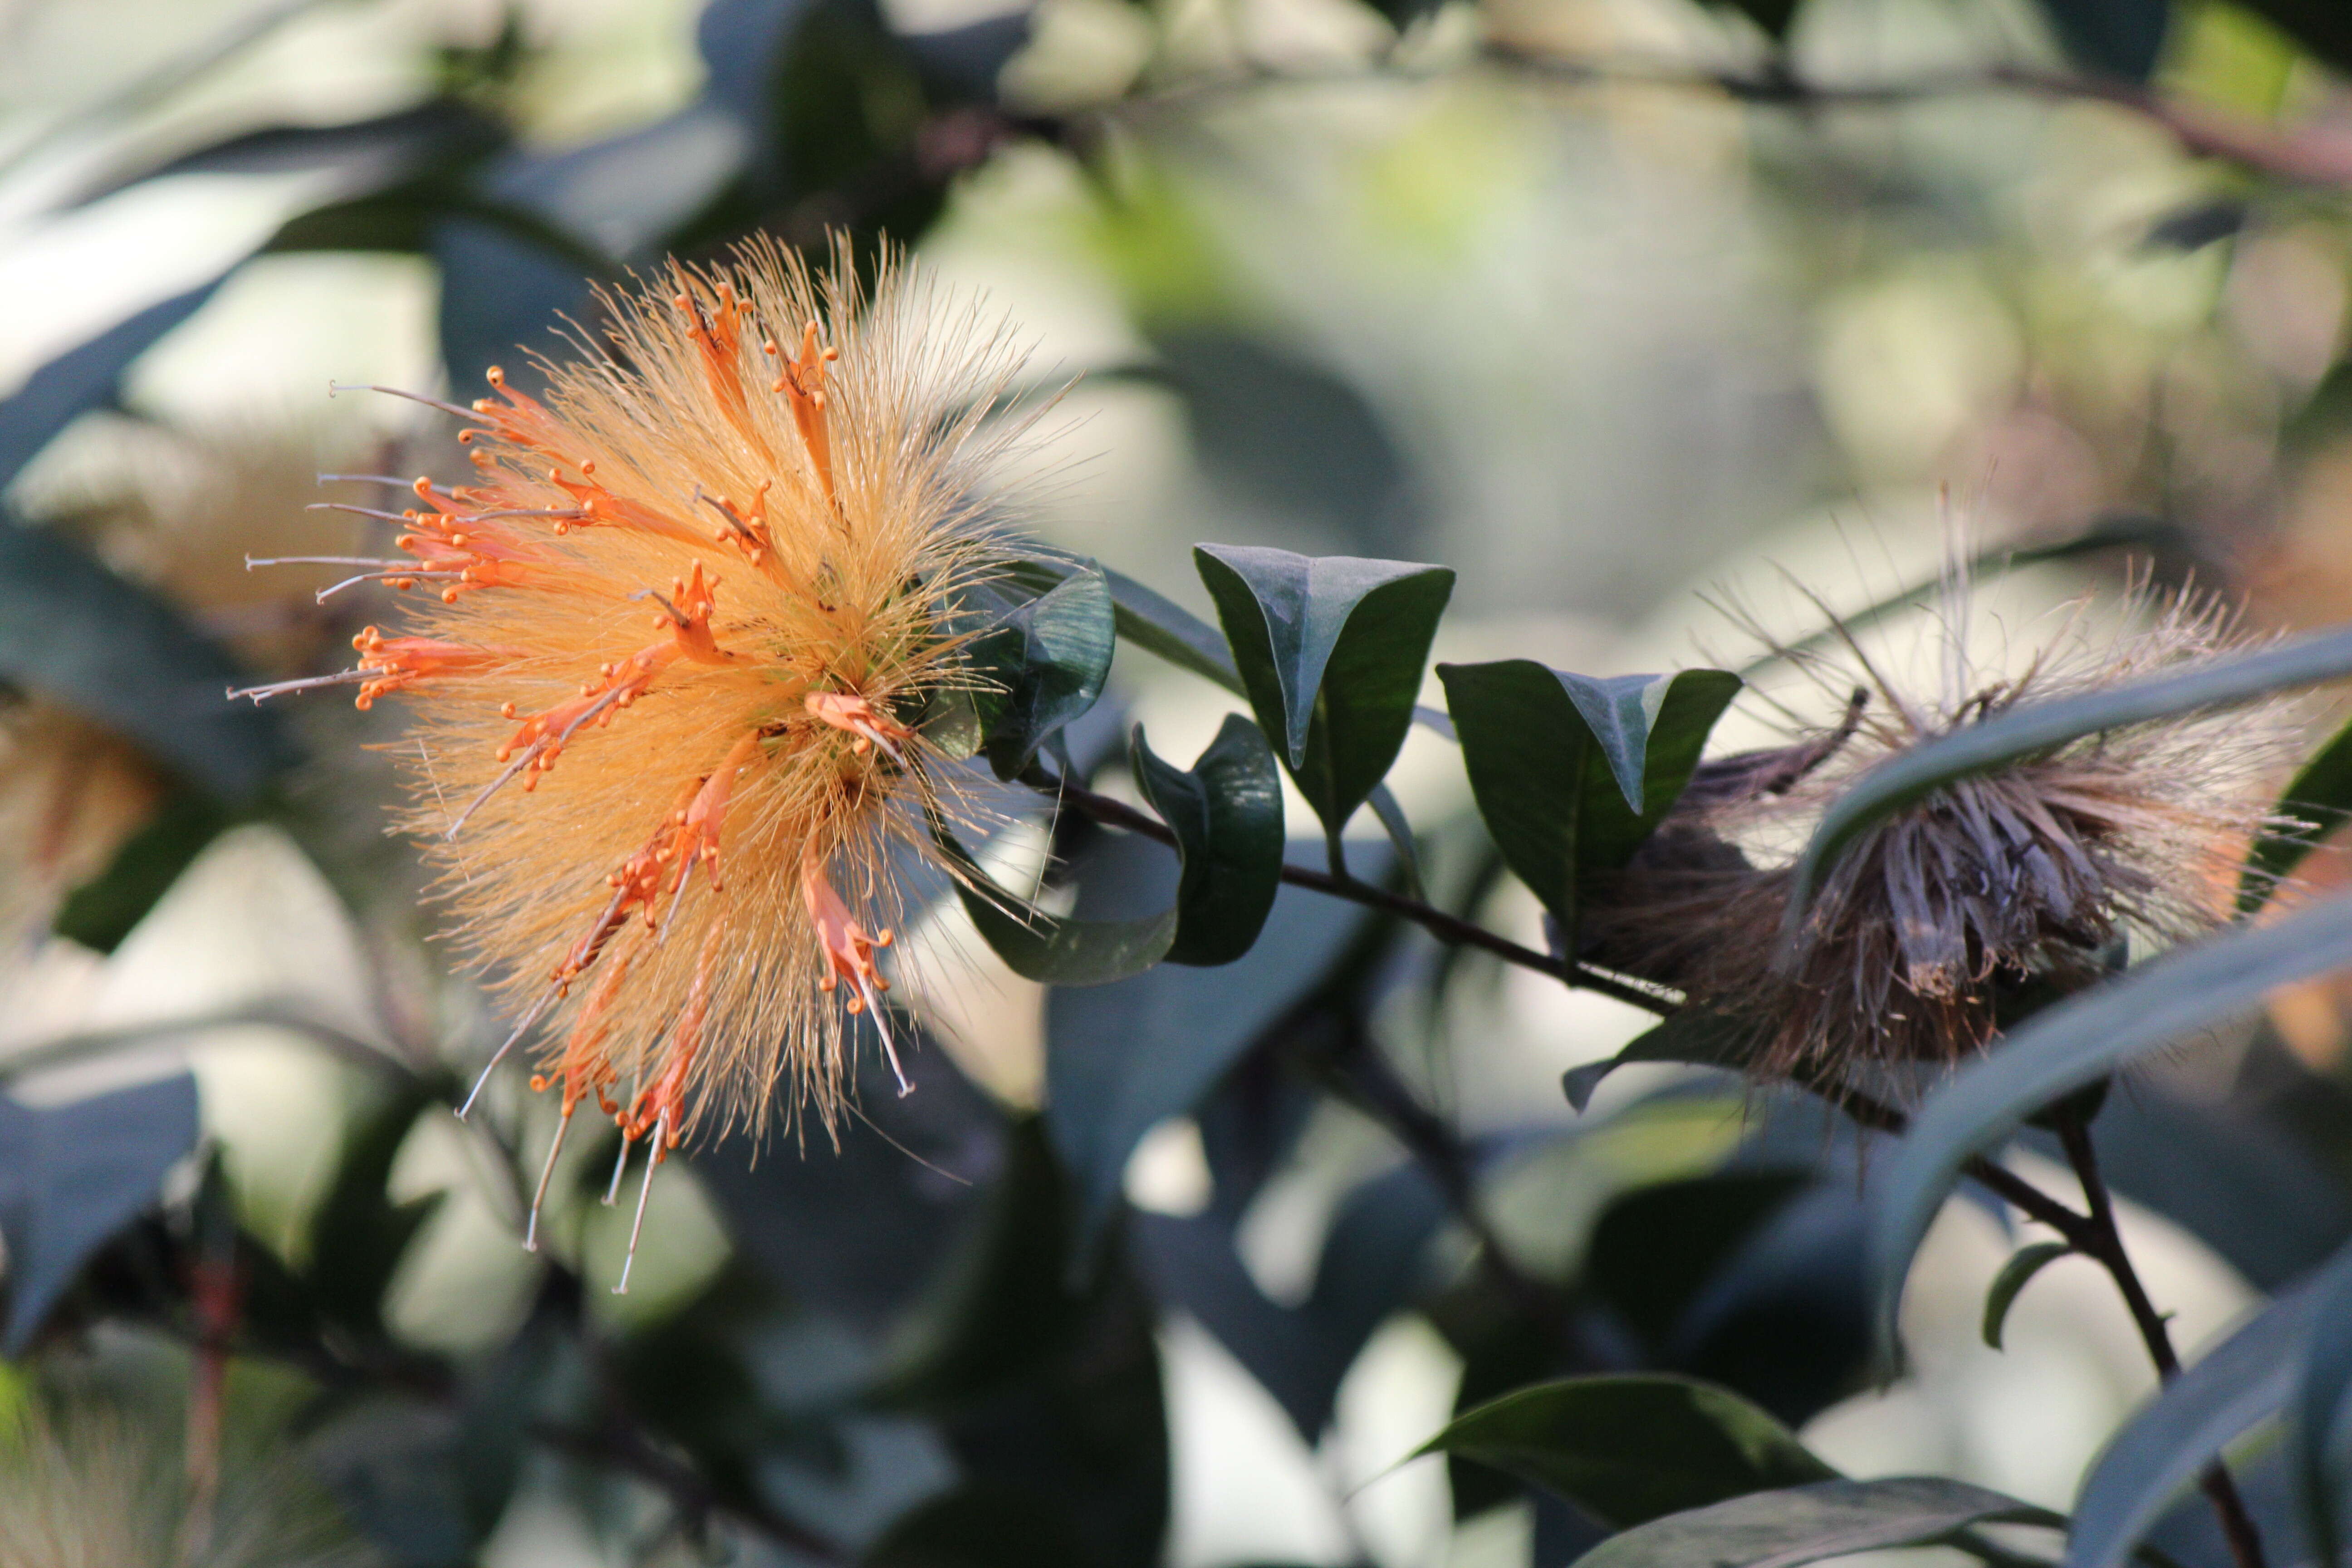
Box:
(938, 715, 1284, 985)
(1440, 663, 1741, 947)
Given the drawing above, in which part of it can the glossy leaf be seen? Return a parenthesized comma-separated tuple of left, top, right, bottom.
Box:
(1981, 1241, 2073, 1350)
(935, 717, 1283, 986)
(0, 519, 286, 800)
(1572, 1477, 2062, 1568)
(974, 564, 1115, 780)
(1413, 1374, 1838, 1530)
(2291, 1250, 2352, 1568)
(2241, 710, 2352, 913)
(1132, 717, 1284, 965)
(2035, 0, 2171, 81)
(1564, 1010, 1765, 1113)
(1047, 855, 1373, 1239)
(1132, 1162, 1446, 1438)
(0, 279, 225, 490)
(1004, 555, 1241, 693)
(0, 1073, 201, 1350)
(2068, 1251, 2347, 1568)
(1788, 622, 2352, 937)
(62, 99, 503, 208)
(1440, 661, 1740, 934)
(1867, 890, 2352, 1358)
(1196, 544, 1453, 839)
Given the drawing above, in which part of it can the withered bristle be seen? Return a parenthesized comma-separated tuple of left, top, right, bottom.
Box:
(1583, 572, 2306, 1096)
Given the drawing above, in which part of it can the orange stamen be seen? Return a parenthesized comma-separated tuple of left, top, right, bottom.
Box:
(804, 690, 911, 765)
(351, 628, 514, 708)
(801, 847, 911, 1094)
(775, 319, 840, 505)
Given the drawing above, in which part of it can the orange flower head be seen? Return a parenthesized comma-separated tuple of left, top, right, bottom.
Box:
(250, 239, 1033, 1269)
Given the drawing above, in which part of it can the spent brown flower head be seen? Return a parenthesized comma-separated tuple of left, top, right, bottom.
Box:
(242, 239, 1032, 1271)
(1583, 568, 2304, 1091)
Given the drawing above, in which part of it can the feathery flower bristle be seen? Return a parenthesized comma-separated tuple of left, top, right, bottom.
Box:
(251, 238, 1032, 1272)
(1583, 564, 2304, 1093)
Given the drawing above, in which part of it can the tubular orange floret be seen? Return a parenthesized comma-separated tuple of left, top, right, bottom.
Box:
(547, 471, 707, 545)
(802, 843, 912, 1094)
(656, 562, 738, 666)
(473, 365, 584, 467)
(774, 319, 840, 505)
(675, 271, 764, 451)
(524, 946, 632, 1249)
(351, 628, 514, 708)
(668, 730, 763, 905)
(804, 689, 912, 765)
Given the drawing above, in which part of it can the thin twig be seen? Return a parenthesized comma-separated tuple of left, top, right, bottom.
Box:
(1042, 775, 1675, 1014)
(1831, 1084, 2095, 1244)
(2055, 1107, 2269, 1568)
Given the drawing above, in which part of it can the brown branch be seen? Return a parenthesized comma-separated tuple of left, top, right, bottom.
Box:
(2055, 1107, 2269, 1568)
(1822, 1084, 2096, 1245)
(1043, 775, 1677, 1014)
(1093, 42, 2352, 192)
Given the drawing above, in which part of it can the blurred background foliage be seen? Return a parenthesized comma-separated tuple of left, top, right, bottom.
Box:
(9, 0, 2352, 1563)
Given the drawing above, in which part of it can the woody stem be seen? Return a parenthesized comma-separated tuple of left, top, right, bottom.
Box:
(1042, 775, 1672, 1014)
(2052, 1107, 2268, 1568)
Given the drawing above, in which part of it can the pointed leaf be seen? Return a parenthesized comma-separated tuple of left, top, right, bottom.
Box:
(1787, 622, 2352, 939)
(1564, 1009, 1766, 1113)
(934, 715, 1285, 984)
(1132, 715, 1284, 965)
(0, 1073, 201, 1350)
(1003, 555, 1241, 692)
(0, 279, 226, 489)
(2241, 710, 2352, 913)
(2068, 1249, 2351, 1568)
(1981, 1241, 2074, 1350)
(1195, 544, 1453, 838)
(1439, 661, 1740, 934)
(2291, 1250, 2352, 1568)
(974, 564, 1114, 780)
(1413, 1374, 1838, 1530)
(1867, 891, 2352, 1360)
(1047, 859, 1375, 1239)
(1572, 1477, 2061, 1568)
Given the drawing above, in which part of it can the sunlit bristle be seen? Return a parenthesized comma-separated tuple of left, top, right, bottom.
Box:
(253, 236, 1037, 1252)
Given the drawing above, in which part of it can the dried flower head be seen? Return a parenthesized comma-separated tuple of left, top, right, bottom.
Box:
(240, 240, 1028, 1270)
(0, 696, 162, 959)
(1582, 565, 2302, 1090)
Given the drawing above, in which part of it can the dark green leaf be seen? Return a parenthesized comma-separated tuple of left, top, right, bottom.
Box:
(1047, 856, 1374, 1238)
(1132, 1163, 1447, 1439)
(0, 280, 225, 490)
(2292, 1250, 2352, 1568)
(1413, 1374, 1838, 1530)
(1788, 622, 2352, 937)
(2230, 0, 2352, 77)
(1715, 0, 1801, 37)
(1564, 1010, 1766, 1113)
(1981, 1241, 2073, 1350)
(2035, 0, 2170, 80)
(0, 1073, 201, 1350)
(1570, 1477, 2062, 1568)
(61, 99, 504, 208)
(0, 518, 288, 800)
(1439, 661, 1740, 936)
(2241, 710, 2352, 913)
(1196, 544, 1453, 839)
(935, 716, 1284, 985)
(2070, 1249, 2349, 1568)
(306, 1079, 445, 1341)
(1132, 716, 1284, 965)
(429, 215, 598, 401)
(1867, 890, 2352, 1360)
(1003, 555, 1241, 692)
(975, 564, 1114, 780)
(51, 788, 231, 952)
